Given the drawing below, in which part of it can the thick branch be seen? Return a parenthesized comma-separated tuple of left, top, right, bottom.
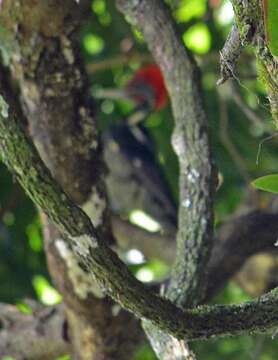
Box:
(116, 0, 214, 309)
(3, 27, 278, 345)
(113, 0, 213, 354)
(1, 1, 139, 355)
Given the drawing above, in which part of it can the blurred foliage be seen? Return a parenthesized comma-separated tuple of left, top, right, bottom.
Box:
(1, 0, 278, 359)
(0, 163, 47, 302)
(253, 174, 278, 193)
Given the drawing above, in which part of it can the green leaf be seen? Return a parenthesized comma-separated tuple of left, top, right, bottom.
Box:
(264, 0, 278, 56)
(252, 174, 278, 193)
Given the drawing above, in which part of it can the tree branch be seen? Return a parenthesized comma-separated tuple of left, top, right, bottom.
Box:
(1, 3, 278, 348)
(86, 53, 152, 73)
(114, 1, 213, 356)
(0, 1, 144, 357)
(116, 0, 214, 310)
(217, 25, 242, 85)
(230, 0, 278, 123)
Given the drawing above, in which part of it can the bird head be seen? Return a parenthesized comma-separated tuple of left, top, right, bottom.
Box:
(126, 64, 168, 111)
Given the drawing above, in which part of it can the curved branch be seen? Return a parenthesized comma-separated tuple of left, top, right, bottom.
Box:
(2, 0, 139, 354)
(3, 54, 278, 343)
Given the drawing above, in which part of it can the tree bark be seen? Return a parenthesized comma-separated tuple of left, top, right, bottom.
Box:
(0, 1, 278, 359)
(0, 1, 143, 358)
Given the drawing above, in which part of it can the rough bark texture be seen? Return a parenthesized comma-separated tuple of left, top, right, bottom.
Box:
(42, 220, 143, 360)
(0, 1, 278, 359)
(0, 1, 143, 359)
(115, 0, 214, 357)
(225, 1, 278, 123)
(4, 209, 278, 357)
(3, 31, 278, 346)
(117, 0, 214, 311)
(217, 24, 242, 85)
(0, 0, 111, 236)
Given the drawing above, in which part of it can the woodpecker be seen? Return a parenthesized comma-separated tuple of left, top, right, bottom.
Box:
(100, 64, 176, 233)
(126, 64, 168, 111)
(103, 123, 177, 233)
(96, 64, 168, 123)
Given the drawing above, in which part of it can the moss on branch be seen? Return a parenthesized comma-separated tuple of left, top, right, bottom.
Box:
(230, 0, 278, 123)
(1, 5, 278, 345)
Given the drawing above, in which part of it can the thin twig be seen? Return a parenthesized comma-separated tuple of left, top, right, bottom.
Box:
(86, 53, 152, 74)
(250, 335, 266, 360)
(217, 25, 242, 85)
(229, 82, 269, 130)
(218, 91, 253, 185)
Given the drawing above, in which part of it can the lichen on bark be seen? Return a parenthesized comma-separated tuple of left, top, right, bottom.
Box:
(230, 0, 278, 124)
